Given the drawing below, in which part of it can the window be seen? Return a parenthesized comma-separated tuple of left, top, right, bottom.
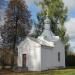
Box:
(58, 52, 60, 62)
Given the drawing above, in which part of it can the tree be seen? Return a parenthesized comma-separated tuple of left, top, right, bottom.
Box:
(35, 0, 69, 55)
(2, 0, 31, 48)
(1, 0, 31, 66)
(32, 16, 44, 38)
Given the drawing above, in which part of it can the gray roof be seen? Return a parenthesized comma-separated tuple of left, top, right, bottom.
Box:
(28, 37, 54, 47)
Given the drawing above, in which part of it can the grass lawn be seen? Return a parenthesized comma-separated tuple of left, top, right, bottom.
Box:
(0, 68, 75, 75)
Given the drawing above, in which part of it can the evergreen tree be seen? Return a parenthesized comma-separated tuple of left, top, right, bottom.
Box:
(2, 0, 31, 49)
(1, 0, 32, 66)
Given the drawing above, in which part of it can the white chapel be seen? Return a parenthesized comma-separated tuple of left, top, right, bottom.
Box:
(17, 14, 65, 71)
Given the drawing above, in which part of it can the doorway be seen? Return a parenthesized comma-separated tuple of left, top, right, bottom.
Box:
(22, 54, 26, 67)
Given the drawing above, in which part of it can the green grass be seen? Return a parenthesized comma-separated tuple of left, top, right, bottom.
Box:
(1, 68, 75, 75)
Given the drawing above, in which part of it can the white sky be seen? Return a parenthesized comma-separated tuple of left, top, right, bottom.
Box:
(63, 0, 75, 10)
(65, 18, 75, 37)
(65, 18, 75, 52)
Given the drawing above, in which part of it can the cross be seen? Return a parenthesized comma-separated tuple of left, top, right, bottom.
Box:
(45, 5, 49, 16)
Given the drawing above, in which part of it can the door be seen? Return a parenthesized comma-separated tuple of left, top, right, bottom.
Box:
(22, 54, 26, 67)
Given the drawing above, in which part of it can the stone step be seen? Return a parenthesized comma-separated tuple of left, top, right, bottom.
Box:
(12, 66, 28, 72)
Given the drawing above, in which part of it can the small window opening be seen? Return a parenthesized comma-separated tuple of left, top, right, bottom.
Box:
(58, 52, 60, 62)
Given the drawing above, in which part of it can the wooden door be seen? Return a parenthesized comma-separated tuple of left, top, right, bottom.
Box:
(22, 54, 26, 67)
